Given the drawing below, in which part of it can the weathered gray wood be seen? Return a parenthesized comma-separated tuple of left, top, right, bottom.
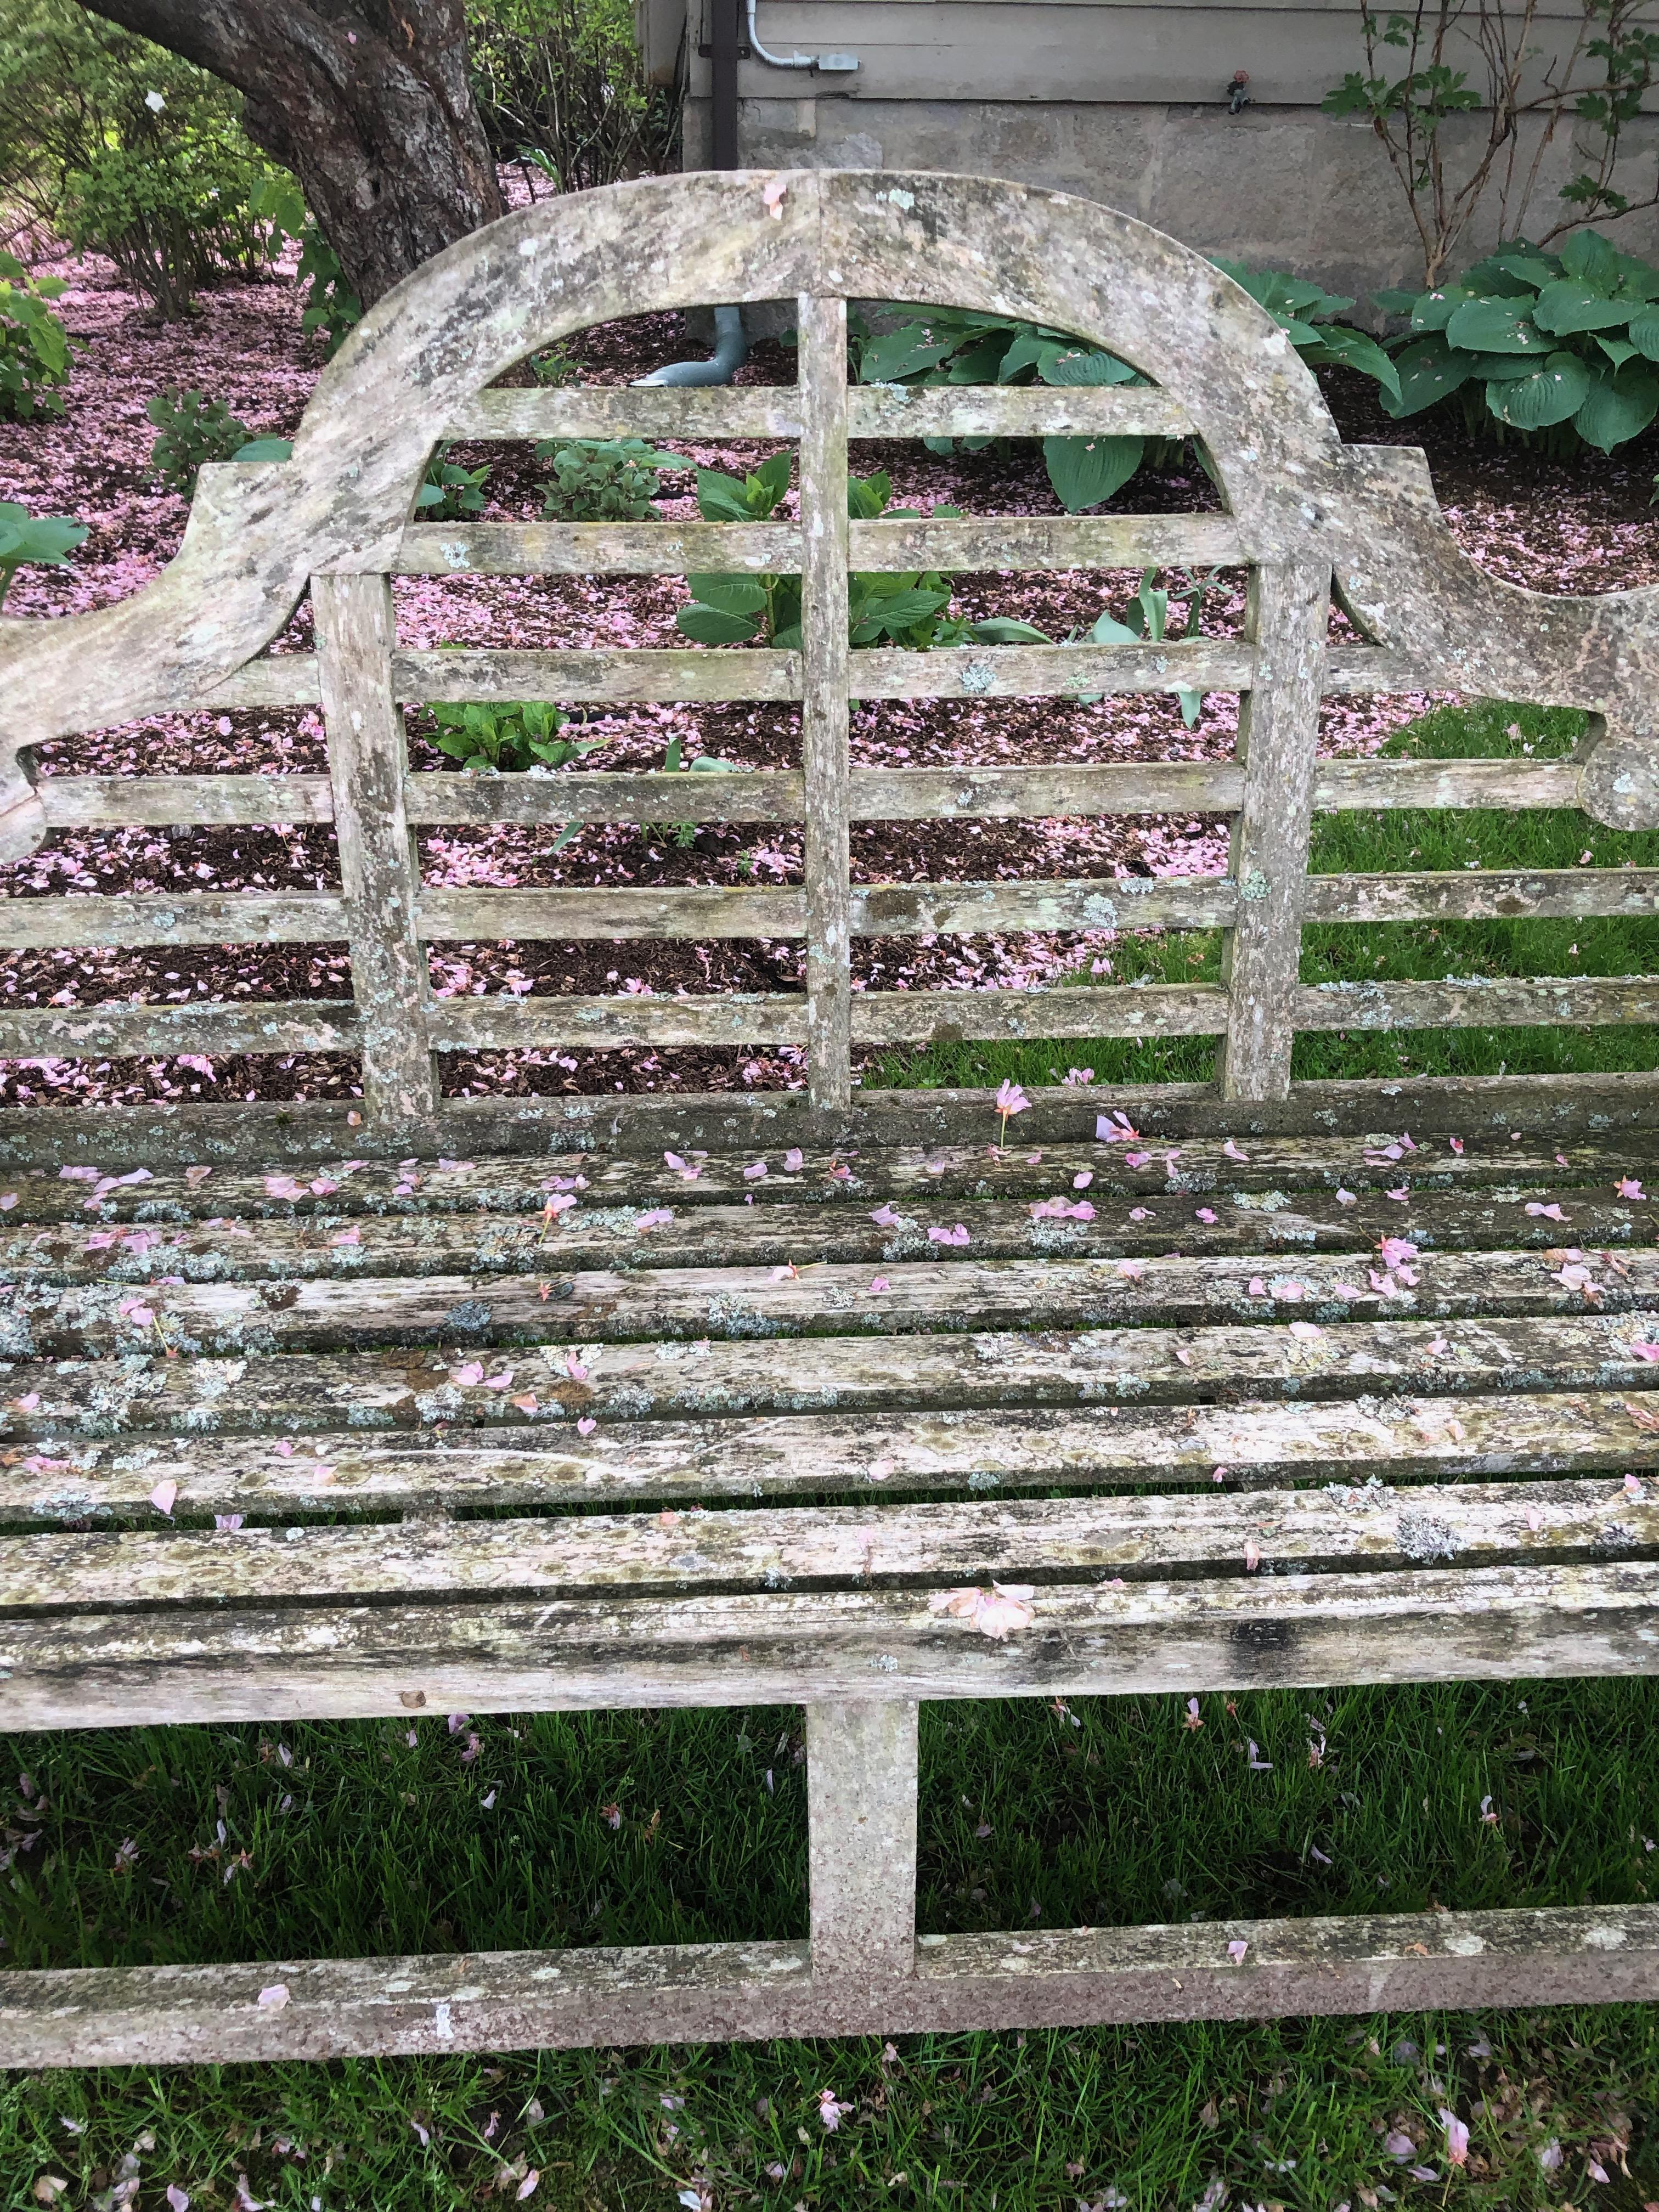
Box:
(5, 1308, 1655, 1451)
(1216, 562, 1329, 1102)
(396, 521, 797, 575)
(29, 751, 1578, 843)
(853, 640, 1255, 699)
(0, 893, 349, 951)
(4, 1241, 1656, 1359)
(404, 645, 800, 703)
(4, 1130, 1646, 1228)
(847, 383, 1197, 441)
(427, 992, 808, 1048)
(0, 1001, 359, 1057)
(8, 1391, 1658, 1523)
(3, 1065, 1658, 1172)
(392, 514, 1248, 583)
(418, 885, 804, 941)
(426, 984, 1228, 1052)
(415, 876, 1233, 941)
(205, 657, 324, 710)
(36, 775, 335, 828)
(7, 1466, 1658, 1609)
(313, 573, 436, 1124)
(799, 292, 854, 1111)
(4, 1173, 1647, 1286)
(2, 1556, 1657, 1729)
(1303, 868, 1659, 923)
(445, 385, 806, 441)
(807, 1703, 919, 1984)
(440, 382, 1200, 445)
(856, 514, 1249, 572)
(1294, 975, 1659, 1032)
(405, 768, 804, 827)
(4, 1901, 1657, 2067)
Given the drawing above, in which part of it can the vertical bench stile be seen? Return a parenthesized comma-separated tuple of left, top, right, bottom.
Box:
(797, 292, 854, 1114)
(806, 1700, 920, 1989)
(1216, 559, 1331, 1102)
(313, 572, 438, 1127)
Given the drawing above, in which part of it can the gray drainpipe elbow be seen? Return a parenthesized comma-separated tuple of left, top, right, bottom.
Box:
(632, 303, 749, 387)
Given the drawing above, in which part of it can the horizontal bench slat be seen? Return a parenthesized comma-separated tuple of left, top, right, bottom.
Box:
(0, 1181, 1643, 1287)
(439, 382, 1203, 445)
(1294, 975, 1659, 1033)
(2, 1558, 1655, 1727)
(0, 894, 349, 951)
(36, 775, 335, 827)
(6, 1469, 1655, 1610)
(444, 385, 809, 440)
(4, 1244, 1655, 1358)
(5, 1401, 1656, 1528)
(396, 521, 798, 574)
(3, 1311, 1653, 1452)
(393, 515, 1249, 577)
(1302, 868, 1659, 924)
(416, 876, 1234, 943)
(2, 1135, 1649, 1223)
(27, 752, 1585, 838)
(0, 1001, 359, 1057)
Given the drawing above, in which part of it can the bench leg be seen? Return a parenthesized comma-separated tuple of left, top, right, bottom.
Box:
(806, 1700, 919, 1985)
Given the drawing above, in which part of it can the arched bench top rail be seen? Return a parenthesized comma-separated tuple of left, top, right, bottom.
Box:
(0, 167, 1657, 1124)
(2, 170, 1658, 809)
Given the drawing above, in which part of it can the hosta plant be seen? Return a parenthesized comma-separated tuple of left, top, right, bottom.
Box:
(1374, 227, 1659, 452)
(847, 273, 1400, 511)
(676, 458, 986, 652)
(0, 502, 87, 611)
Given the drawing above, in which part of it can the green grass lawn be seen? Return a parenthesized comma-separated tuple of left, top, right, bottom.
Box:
(867, 698, 1659, 1096)
(5, 698, 1659, 2210)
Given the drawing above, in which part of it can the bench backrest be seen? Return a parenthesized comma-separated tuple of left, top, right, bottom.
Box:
(4, 168, 1658, 1148)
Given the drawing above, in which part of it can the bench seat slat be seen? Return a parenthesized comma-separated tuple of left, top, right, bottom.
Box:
(4, 1471, 1656, 1611)
(4, 1391, 1657, 1526)
(13, 1137, 1651, 1224)
(0, 1181, 1646, 1288)
(4, 1245, 1657, 1358)
(4, 1310, 1655, 1447)
(3, 1559, 1657, 1729)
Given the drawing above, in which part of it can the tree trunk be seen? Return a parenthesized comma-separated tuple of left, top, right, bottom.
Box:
(76, 1, 505, 307)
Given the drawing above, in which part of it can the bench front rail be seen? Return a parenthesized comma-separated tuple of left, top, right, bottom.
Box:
(1, 170, 1658, 2063)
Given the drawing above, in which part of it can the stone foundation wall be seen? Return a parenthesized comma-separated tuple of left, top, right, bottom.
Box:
(679, 95, 1659, 302)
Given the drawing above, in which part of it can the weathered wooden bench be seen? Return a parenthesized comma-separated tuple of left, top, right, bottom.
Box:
(2, 168, 1659, 2066)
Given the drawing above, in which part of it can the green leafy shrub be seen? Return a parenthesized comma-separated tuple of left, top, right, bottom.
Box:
(468, 0, 680, 192)
(145, 387, 251, 497)
(0, 499, 86, 610)
(1374, 228, 1659, 452)
(0, 249, 75, 421)
(677, 457, 982, 653)
(848, 273, 1400, 511)
(418, 441, 491, 521)
(536, 437, 680, 521)
(431, 697, 601, 775)
(246, 177, 361, 358)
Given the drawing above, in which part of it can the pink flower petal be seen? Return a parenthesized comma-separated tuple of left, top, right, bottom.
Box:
(256, 1984, 289, 2009)
(150, 1480, 178, 1517)
(577, 1417, 597, 1436)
